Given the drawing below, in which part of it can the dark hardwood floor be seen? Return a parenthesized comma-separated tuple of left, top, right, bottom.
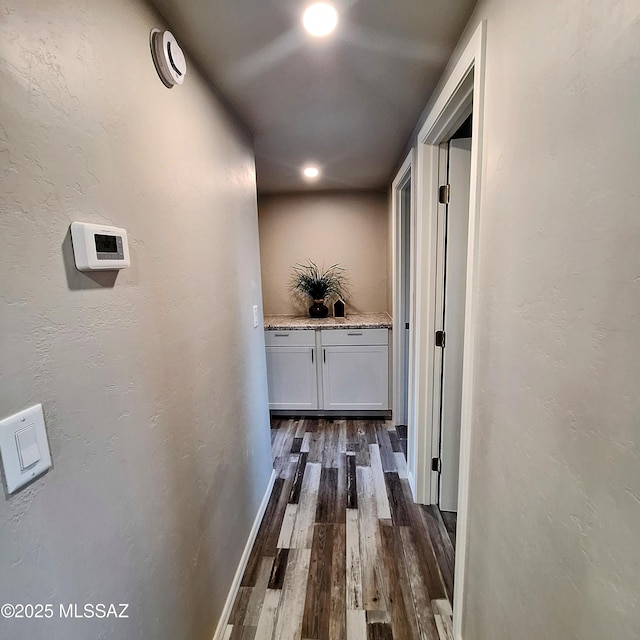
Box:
(225, 418, 456, 640)
(441, 511, 457, 551)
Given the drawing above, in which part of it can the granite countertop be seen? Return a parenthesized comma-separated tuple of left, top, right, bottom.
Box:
(263, 313, 392, 330)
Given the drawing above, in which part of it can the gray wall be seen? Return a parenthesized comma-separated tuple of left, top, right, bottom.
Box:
(0, 1, 273, 639)
(404, 0, 640, 638)
(258, 191, 389, 315)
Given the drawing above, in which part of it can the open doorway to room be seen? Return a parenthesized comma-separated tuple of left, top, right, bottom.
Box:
(399, 178, 412, 432)
(410, 22, 486, 637)
(431, 114, 473, 556)
(392, 151, 416, 480)
(391, 115, 474, 616)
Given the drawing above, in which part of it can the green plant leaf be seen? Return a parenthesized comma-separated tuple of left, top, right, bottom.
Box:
(289, 260, 349, 302)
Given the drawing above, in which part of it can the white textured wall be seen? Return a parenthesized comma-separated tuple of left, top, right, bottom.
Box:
(258, 191, 389, 315)
(409, 1, 640, 638)
(0, 1, 273, 639)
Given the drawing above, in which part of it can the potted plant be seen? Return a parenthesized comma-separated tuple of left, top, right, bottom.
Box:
(289, 260, 348, 318)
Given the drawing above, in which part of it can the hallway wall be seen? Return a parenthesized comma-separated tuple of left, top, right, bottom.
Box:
(409, 1, 640, 638)
(258, 191, 389, 315)
(0, 1, 273, 638)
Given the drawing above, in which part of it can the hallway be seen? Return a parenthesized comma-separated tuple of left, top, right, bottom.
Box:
(225, 419, 456, 640)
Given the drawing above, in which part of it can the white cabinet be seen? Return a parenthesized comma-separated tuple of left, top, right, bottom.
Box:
(319, 328, 389, 347)
(321, 345, 388, 410)
(265, 327, 389, 412)
(265, 330, 317, 410)
(320, 329, 389, 410)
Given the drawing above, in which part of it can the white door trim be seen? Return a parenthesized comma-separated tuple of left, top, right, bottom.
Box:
(413, 21, 487, 639)
(391, 149, 417, 492)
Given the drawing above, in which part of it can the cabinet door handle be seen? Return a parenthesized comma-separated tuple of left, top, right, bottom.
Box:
(311, 348, 314, 363)
(347, 332, 363, 336)
(323, 349, 326, 363)
(274, 333, 290, 337)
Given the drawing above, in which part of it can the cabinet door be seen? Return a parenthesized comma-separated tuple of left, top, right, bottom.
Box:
(322, 346, 388, 410)
(266, 346, 318, 410)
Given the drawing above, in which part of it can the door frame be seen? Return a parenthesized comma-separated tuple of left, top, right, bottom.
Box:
(413, 21, 486, 637)
(391, 149, 417, 492)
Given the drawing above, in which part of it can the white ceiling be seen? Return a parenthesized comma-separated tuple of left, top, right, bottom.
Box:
(149, 0, 478, 193)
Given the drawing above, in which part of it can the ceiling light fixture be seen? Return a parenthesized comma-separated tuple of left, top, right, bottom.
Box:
(303, 166, 320, 179)
(302, 3, 339, 37)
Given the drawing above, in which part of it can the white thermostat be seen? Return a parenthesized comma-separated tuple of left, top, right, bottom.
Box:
(70, 222, 130, 271)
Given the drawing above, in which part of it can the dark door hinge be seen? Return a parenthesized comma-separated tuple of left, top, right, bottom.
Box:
(435, 330, 446, 348)
(432, 457, 441, 472)
(438, 184, 450, 205)
(405, 322, 410, 330)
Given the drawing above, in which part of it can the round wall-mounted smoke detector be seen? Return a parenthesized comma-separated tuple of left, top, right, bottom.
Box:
(150, 29, 187, 88)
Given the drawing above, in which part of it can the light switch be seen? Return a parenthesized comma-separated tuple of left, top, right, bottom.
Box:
(16, 426, 41, 470)
(253, 305, 259, 328)
(0, 404, 52, 494)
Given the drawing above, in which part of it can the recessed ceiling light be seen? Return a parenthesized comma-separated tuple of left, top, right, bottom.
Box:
(302, 3, 339, 37)
(303, 166, 320, 179)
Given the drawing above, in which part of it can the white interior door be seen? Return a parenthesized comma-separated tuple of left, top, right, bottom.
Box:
(439, 138, 472, 512)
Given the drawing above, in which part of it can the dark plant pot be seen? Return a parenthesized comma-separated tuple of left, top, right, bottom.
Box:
(309, 299, 329, 318)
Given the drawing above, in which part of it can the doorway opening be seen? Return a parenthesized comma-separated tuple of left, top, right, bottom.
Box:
(412, 21, 486, 636)
(434, 115, 473, 514)
(432, 115, 473, 560)
(392, 150, 416, 487)
(399, 178, 412, 428)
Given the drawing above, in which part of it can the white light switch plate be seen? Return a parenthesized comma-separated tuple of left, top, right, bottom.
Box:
(253, 305, 259, 328)
(0, 404, 52, 493)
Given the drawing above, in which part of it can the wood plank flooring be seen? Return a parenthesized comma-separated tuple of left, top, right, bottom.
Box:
(226, 418, 455, 640)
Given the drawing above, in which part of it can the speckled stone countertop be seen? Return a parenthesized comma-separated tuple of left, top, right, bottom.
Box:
(264, 313, 392, 330)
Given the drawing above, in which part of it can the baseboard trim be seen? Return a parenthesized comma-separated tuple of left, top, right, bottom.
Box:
(407, 469, 417, 502)
(211, 468, 277, 640)
(270, 410, 392, 419)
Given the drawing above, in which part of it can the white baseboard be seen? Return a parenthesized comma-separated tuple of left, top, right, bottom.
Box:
(211, 468, 277, 640)
(407, 469, 417, 501)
